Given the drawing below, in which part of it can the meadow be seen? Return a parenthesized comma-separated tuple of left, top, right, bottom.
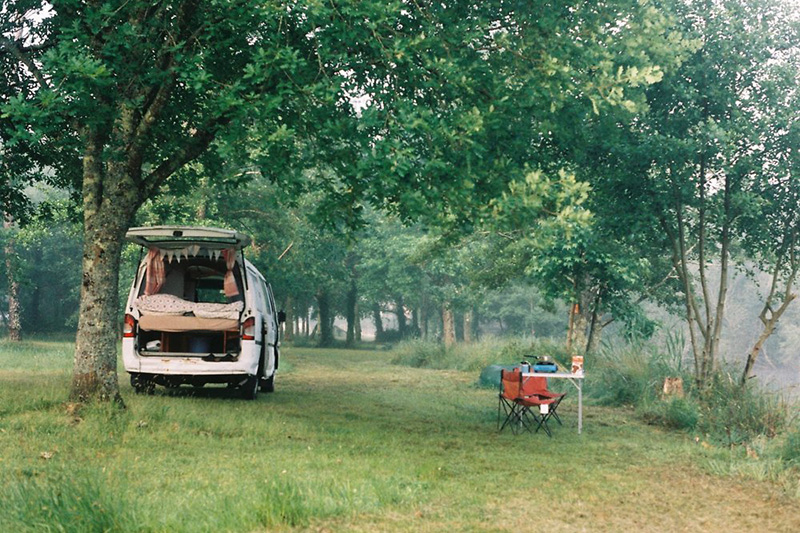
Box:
(1, 338, 799, 532)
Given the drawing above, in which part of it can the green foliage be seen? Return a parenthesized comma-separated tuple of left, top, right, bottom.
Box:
(392, 336, 569, 374)
(782, 425, 800, 466)
(697, 374, 787, 446)
(639, 396, 699, 431)
(586, 342, 687, 406)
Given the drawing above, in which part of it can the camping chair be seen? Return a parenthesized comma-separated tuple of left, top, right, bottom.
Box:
(498, 368, 526, 433)
(498, 369, 555, 436)
(515, 393, 557, 437)
(522, 376, 567, 426)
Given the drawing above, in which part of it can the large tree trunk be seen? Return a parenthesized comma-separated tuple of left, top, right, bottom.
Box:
(3, 213, 22, 342)
(70, 160, 139, 403)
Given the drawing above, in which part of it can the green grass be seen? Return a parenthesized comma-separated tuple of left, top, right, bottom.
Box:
(2, 340, 800, 532)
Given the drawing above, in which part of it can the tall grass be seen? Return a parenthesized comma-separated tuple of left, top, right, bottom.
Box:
(1, 471, 138, 533)
(391, 336, 569, 373)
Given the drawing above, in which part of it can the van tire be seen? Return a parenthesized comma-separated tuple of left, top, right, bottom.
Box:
(131, 374, 155, 395)
(241, 375, 259, 400)
(260, 373, 275, 393)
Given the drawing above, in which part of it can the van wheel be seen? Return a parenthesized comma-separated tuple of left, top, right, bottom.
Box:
(260, 373, 275, 393)
(131, 374, 154, 395)
(241, 375, 259, 400)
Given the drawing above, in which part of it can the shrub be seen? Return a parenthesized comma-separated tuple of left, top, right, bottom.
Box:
(697, 373, 787, 446)
(587, 342, 690, 407)
(639, 396, 699, 431)
(392, 336, 570, 374)
(781, 425, 800, 466)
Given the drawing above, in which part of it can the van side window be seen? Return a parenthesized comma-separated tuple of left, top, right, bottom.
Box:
(266, 284, 277, 316)
(261, 282, 273, 320)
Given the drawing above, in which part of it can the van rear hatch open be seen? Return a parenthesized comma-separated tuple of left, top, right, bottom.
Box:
(126, 225, 251, 250)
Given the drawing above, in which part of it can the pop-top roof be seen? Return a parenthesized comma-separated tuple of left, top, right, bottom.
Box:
(125, 226, 252, 251)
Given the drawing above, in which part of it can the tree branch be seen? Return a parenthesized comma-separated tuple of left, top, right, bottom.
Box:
(0, 35, 52, 90)
(139, 115, 231, 201)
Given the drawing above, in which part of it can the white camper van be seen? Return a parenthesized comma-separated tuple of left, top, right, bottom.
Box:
(121, 226, 282, 399)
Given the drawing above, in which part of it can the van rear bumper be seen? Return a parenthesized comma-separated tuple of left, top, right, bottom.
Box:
(135, 357, 258, 376)
(122, 339, 259, 376)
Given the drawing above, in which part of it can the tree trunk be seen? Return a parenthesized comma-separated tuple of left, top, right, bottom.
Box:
(70, 145, 141, 404)
(283, 295, 293, 342)
(372, 303, 384, 341)
(395, 295, 407, 339)
(345, 279, 357, 347)
(463, 308, 474, 343)
(355, 302, 362, 342)
(566, 303, 578, 353)
(420, 295, 429, 340)
(741, 254, 798, 385)
(317, 289, 333, 347)
(442, 302, 456, 348)
(3, 214, 22, 341)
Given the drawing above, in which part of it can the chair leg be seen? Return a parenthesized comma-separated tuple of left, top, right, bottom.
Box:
(499, 397, 522, 433)
(534, 412, 553, 437)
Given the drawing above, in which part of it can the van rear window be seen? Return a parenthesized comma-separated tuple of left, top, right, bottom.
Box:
(195, 278, 227, 304)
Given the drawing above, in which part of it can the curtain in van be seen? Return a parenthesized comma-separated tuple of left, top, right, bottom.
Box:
(221, 248, 240, 298)
(144, 248, 166, 295)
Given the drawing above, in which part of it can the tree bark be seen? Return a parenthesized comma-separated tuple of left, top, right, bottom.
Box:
(3, 213, 22, 341)
(395, 295, 407, 339)
(316, 289, 333, 347)
(442, 302, 456, 348)
(70, 149, 140, 403)
(355, 302, 362, 342)
(741, 246, 798, 385)
(345, 279, 357, 347)
(420, 295, 429, 340)
(372, 302, 384, 341)
(283, 295, 294, 342)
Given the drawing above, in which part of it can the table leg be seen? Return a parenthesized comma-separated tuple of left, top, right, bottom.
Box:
(578, 381, 583, 434)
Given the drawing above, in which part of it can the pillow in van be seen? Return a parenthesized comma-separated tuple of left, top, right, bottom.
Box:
(193, 301, 244, 320)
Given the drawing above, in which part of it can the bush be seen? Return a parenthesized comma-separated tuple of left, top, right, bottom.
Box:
(697, 373, 787, 446)
(391, 336, 570, 374)
(587, 342, 689, 407)
(781, 425, 800, 466)
(639, 396, 699, 431)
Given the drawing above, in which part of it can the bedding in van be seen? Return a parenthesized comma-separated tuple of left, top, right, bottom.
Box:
(134, 294, 244, 320)
(138, 314, 239, 333)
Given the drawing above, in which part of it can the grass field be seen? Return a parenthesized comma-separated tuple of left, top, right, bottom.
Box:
(1, 339, 799, 532)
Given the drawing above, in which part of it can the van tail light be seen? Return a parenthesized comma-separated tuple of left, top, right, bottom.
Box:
(242, 317, 256, 340)
(122, 314, 136, 338)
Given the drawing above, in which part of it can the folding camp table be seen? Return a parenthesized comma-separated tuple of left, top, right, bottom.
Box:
(522, 371, 585, 434)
